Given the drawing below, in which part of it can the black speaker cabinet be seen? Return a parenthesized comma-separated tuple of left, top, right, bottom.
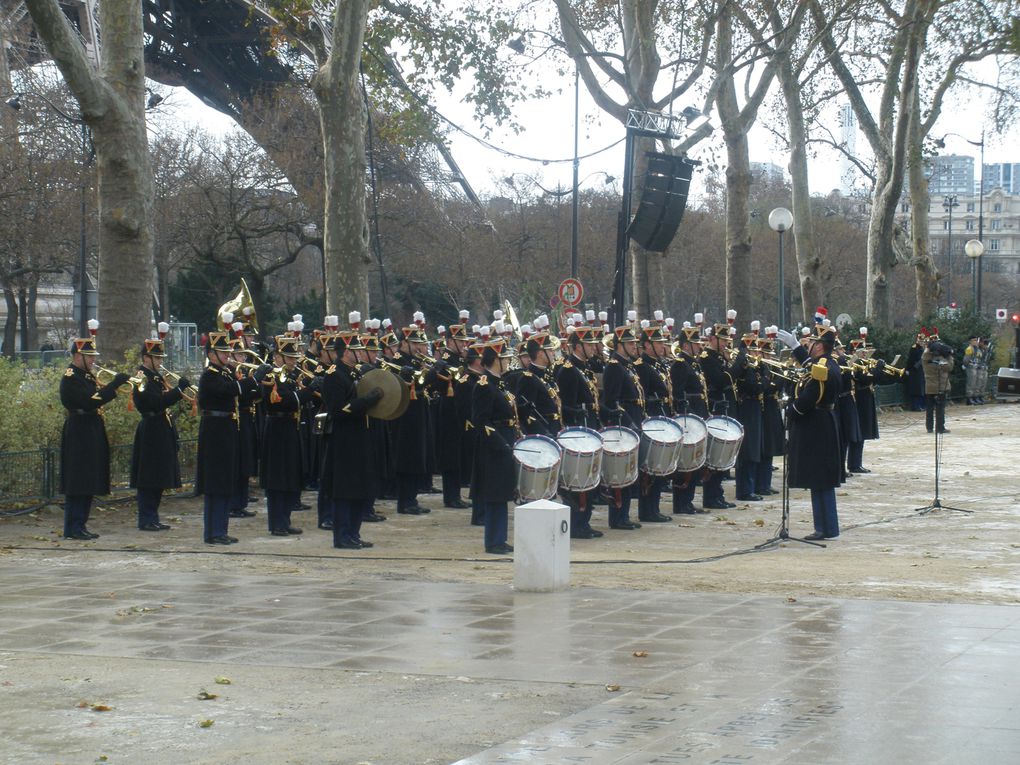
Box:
(627, 152, 697, 252)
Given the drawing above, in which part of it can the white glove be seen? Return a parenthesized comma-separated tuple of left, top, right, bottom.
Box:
(776, 329, 799, 350)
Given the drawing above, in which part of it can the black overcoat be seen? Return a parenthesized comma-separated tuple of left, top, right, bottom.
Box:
(601, 353, 645, 429)
(905, 344, 926, 397)
(470, 370, 520, 503)
(130, 366, 183, 490)
(786, 350, 843, 490)
(514, 364, 562, 436)
(761, 369, 785, 457)
(670, 353, 710, 419)
(735, 363, 764, 463)
(260, 370, 317, 492)
(390, 354, 430, 477)
(455, 370, 479, 485)
(59, 365, 118, 496)
(836, 364, 862, 445)
(195, 364, 250, 495)
(634, 354, 672, 418)
(700, 348, 738, 416)
(555, 355, 601, 429)
(426, 351, 463, 472)
(320, 361, 379, 500)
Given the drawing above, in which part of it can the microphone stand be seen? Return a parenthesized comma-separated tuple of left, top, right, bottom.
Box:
(755, 391, 825, 550)
(915, 363, 971, 515)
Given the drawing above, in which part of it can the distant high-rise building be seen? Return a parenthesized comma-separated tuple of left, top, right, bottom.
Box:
(750, 161, 785, 184)
(981, 163, 1020, 194)
(928, 155, 975, 196)
(839, 103, 857, 194)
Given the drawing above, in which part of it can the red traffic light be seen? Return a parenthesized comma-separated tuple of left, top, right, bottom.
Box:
(1013, 314, 1020, 323)
(950, 302, 958, 309)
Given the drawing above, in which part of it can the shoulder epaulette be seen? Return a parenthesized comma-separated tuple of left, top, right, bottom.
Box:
(633, 358, 643, 365)
(699, 351, 709, 359)
(64, 368, 74, 377)
(562, 360, 573, 369)
(478, 375, 489, 386)
(523, 370, 533, 377)
(608, 358, 619, 364)
(326, 364, 336, 375)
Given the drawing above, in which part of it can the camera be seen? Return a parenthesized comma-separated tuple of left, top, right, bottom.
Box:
(928, 340, 953, 358)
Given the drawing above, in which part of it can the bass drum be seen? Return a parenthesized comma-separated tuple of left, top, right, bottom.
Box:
(556, 427, 604, 492)
(673, 414, 708, 472)
(639, 416, 684, 476)
(704, 415, 744, 471)
(599, 426, 640, 488)
(512, 435, 562, 502)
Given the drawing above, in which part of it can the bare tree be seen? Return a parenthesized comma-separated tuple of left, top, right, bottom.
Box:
(23, 0, 155, 358)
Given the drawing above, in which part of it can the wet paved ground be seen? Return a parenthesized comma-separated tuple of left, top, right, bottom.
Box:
(4, 560, 1020, 764)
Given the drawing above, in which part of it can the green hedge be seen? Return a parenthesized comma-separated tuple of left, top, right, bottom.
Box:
(0, 358, 199, 453)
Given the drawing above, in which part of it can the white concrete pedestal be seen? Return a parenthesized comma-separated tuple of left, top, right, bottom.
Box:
(513, 499, 571, 592)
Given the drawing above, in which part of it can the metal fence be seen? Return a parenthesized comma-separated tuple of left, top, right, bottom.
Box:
(0, 438, 198, 508)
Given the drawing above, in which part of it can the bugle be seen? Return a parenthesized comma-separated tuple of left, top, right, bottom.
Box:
(92, 365, 143, 390)
(159, 365, 199, 402)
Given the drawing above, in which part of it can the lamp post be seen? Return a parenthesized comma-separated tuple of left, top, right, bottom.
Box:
(943, 195, 958, 306)
(571, 64, 580, 279)
(768, 207, 793, 329)
(965, 238, 984, 313)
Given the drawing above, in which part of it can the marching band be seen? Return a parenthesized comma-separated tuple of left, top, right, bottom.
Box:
(60, 292, 909, 551)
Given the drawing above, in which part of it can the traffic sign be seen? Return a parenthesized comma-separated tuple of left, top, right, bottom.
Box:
(558, 278, 584, 307)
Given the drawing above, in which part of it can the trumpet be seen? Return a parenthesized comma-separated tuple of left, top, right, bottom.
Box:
(92, 365, 144, 390)
(758, 355, 807, 381)
(852, 356, 906, 378)
(159, 365, 199, 402)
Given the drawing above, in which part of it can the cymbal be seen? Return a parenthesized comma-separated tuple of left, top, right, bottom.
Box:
(358, 367, 409, 420)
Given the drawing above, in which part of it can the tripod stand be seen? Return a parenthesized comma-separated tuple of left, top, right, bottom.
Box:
(756, 419, 825, 550)
(915, 388, 971, 515)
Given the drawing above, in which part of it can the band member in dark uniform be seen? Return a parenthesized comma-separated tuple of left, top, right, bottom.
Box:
(260, 336, 319, 536)
(671, 320, 710, 514)
(699, 316, 741, 509)
(314, 318, 339, 530)
(848, 328, 890, 473)
(905, 330, 927, 411)
(459, 334, 486, 526)
(226, 319, 259, 519)
(390, 322, 433, 515)
(357, 317, 389, 524)
(777, 323, 843, 540)
(130, 327, 188, 531)
(833, 337, 862, 481)
(634, 318, 673, 523)
(556, 323, 604, 538)
(471, 330, 519, 554)
(514, 328, 563, 437)
(320, 330, 383, 549)
(756, 331, 785, 495)
(601, 317, 645, 530)
(733, 328, 764, 501)
(59, 321, 129, 540)
(196, 331, 266, 544)
(428, 315, 470, 508)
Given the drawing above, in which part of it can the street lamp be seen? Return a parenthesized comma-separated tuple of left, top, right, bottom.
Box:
(942, 195, 959, 306)
(935, 132, 984, 311)
(768, 207, 793, 329)
(965, 238, 984, 313)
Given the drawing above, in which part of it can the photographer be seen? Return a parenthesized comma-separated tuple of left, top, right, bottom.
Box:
(922, 331, 955, 434)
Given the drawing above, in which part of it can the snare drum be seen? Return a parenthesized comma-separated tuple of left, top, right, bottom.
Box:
(639, 417, 684, 476)
(599, 426, 640, 488)
(556, 427, 604, 492)
(513, 435, 562, 502)
(704, 416, 744, 471)
(673, 414, 708, 472)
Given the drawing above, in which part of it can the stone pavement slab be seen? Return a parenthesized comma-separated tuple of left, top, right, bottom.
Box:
(3, 560, 1019, 764)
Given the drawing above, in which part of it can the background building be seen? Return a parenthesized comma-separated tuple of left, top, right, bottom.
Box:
(929, 155, 975, 196)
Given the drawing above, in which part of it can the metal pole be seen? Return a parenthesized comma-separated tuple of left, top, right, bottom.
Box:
(570, 65, 580, 280)
(79, 121, 88, 337)
(777, 230, 785, 330)
(613, 130, 635, 326)
(977, 133, 984, 315)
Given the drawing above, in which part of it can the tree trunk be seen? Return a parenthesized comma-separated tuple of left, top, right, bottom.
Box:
(865, 157, 900, 324)
(311, 0, 372, 318)
(17, 287, 29, 352)
(907, 87, 938, 320)
(23, 0, 155, 361)
(27, 282, 39, 351)
(156, 260, 170, 321)
(2, 284, 16, 357)
(778, 53, 822, 326)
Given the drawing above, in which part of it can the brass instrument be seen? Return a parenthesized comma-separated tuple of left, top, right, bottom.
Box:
(234, 347, 268, 364)
(159, 365, 199, 402)
(851, 356, 906, 378)
(758, 355, 807, 382)
(92, 365, 144, 390)
(216, 278, 259, 333)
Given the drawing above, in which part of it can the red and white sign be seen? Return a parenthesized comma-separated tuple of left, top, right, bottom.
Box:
(557, 278, 584, 307)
